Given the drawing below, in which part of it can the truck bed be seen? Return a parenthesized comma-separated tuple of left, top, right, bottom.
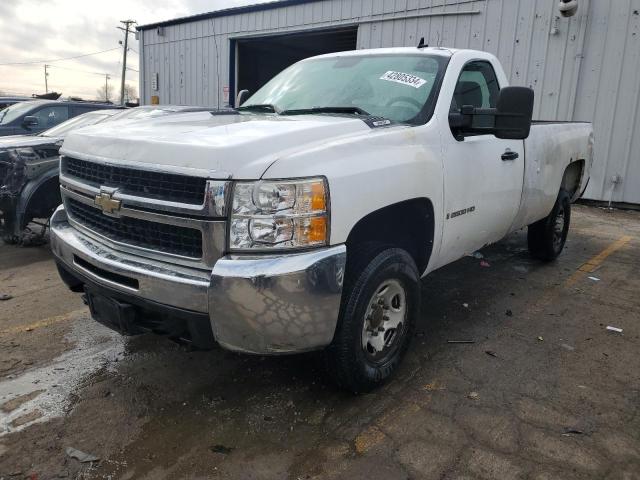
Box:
(510, 122, 593, 231)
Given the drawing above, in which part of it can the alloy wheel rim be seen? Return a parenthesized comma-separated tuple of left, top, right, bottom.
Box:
(361, 279, 407, 363)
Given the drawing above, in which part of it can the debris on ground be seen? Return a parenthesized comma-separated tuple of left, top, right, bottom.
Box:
(469, 251, 484, 259)
(480, 260, 491, 268)
(606, 326, 623, 333)
(66, 447, 100, 463)
(588, 276, 600, 282)
(210, 445, 234, 454)
(485, 350, 498, 357)
(505, 309, 513, 317)
(537, 336, 544, 342)
(422, 381, 446, 391)
(462, 303, 469, 308)
(467, 391, 479, 400)
(447, 340, 475, 344)
(0, 293, 13, 301)
(561, 343, 575, 351)
(562, 428, 584, 436)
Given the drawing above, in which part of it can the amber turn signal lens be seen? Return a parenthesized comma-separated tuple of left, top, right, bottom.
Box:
(310, 181, 326, 211)
(307, 216, 327, 243)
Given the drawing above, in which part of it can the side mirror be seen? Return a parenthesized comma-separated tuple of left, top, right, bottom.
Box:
(494, 86, 534, 140)
(448, 86, 534, 140)
(22, 115, 39, 128)
(236, 89, 250, 107)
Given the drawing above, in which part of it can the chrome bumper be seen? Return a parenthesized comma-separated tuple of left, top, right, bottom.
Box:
(50, 206, 346, 354)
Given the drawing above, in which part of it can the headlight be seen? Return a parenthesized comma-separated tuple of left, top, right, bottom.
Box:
(230, 177, 329, 250)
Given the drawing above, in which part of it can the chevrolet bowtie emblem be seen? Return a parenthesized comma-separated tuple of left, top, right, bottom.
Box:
(95, 189, 121, 215)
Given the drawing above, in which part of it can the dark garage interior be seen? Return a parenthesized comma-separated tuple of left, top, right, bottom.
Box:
(234, 26, 358, 105)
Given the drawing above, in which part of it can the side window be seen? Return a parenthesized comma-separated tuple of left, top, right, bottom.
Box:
(32, 106, 69, 128)
(450, 61, 500, 113)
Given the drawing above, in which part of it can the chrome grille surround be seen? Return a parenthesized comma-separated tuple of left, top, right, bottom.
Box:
(59, 158, 228, 270)
(61, 156, 208, 205)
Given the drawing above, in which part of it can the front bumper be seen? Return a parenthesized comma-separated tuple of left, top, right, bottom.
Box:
(50, 206, 346, 354)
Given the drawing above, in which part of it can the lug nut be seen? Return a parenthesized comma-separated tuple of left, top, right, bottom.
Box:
(378, 327, 385, 332)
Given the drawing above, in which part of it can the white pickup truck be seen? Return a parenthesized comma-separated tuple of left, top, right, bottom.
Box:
(51, 47, 593, 392)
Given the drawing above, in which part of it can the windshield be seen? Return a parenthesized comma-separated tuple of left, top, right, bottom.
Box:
(40, 112, 113, 138)
(0, 101, 40, 125)
(243, 54, 448, 123)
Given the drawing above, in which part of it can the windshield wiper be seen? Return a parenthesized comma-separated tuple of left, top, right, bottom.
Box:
(280, 106, 371, 116)
(236, 104, 280, 114)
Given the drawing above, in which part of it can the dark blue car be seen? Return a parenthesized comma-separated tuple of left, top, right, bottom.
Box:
(0, 100, 114, 136)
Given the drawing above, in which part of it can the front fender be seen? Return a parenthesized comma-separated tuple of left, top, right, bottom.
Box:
(260, 123, 445, 261)
(12, 166, 60, 235)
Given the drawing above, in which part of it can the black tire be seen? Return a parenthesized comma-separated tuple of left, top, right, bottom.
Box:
(528, 188, 571, 261)
(325, 245, 420, 393)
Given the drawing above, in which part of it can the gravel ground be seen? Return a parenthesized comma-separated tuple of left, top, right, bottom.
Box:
(0, 204, 638, 479)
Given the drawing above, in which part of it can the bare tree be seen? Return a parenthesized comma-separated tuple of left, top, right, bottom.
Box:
(121, 84, 138, 103)
(97, 83, 114, 102)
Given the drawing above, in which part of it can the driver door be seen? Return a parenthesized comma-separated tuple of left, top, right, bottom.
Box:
(438, 61, 524, 265)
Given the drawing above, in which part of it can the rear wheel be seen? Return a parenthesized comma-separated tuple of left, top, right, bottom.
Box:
(528, 188, 571, 261)
(326, 246, 420, 393)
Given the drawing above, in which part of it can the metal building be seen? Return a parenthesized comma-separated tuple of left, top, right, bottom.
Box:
(136, 0, 640, 204)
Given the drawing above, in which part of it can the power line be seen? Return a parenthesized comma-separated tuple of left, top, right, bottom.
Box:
(47, 64, 117, 77)
(0, 47, 121, 66)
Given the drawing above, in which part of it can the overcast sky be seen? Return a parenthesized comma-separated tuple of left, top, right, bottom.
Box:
(0, 0, 272, 100)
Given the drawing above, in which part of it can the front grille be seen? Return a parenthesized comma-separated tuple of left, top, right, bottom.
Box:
(62, 157, 207, 205)
(66, 198, 202, 259)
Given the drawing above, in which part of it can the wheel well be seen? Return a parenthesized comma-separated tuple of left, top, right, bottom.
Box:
(23, 175, 61, 228)
(345, 198, 434, 274)
(561, 160, 585, 200)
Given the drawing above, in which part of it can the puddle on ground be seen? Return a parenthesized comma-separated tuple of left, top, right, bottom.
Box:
(0, 316, 126, 435)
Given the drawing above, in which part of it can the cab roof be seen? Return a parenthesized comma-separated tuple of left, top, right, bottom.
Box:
(304, 46, 463, 61)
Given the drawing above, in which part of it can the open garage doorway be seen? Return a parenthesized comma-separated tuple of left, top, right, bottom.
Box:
(231, 26, 358, 106)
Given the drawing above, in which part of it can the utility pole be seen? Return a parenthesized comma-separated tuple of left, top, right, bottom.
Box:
(105, 74, 111, 102)
(118, 19, 136, 105)
(44, 64, 49, 93)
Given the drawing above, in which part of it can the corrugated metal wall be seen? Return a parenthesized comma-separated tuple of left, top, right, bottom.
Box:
(139, 0, 640, 203)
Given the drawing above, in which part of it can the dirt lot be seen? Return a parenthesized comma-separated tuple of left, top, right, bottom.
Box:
(0, 204, 639, 480)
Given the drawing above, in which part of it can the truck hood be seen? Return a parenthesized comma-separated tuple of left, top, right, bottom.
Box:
(0, 134, 61, 150)
(61, 111, 371, 179)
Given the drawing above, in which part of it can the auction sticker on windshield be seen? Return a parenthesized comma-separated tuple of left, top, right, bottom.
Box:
(379, 71, 427, 89)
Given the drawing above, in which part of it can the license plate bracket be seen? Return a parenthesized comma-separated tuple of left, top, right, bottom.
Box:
(85, 288, 142, 335)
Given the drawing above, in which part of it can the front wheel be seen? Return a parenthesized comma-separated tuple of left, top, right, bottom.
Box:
(325, 247, 420, 393)
(528, 188, 571, 261)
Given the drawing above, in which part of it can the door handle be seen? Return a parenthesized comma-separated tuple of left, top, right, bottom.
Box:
(501, 150, 519, 161)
